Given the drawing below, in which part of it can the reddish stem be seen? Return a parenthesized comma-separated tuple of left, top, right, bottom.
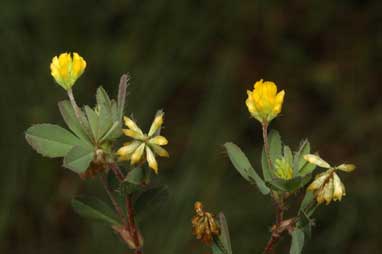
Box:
(126, 195, 142, 253)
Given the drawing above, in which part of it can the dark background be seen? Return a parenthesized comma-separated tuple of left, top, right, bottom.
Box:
(1, 0, 381, 253)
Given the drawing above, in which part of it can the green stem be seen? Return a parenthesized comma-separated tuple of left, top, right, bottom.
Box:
(262, 122, 273, 171)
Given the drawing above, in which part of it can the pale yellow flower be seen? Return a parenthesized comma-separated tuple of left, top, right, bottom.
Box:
(304, 154, 355, 204)
(50, 52, 86, 90)
(245, 79, 285, 124)
(274, 157, 293, 180)
(116, 111, 169, 173)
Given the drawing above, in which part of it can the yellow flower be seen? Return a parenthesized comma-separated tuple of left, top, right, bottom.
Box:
(245, 79, 285, 124)
(50, 52, 86, 90)
(304, 154, 355, 204)
(274, 157, 293, 180)
(116, 111, 169, 173)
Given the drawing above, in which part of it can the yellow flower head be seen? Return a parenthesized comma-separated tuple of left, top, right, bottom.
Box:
(274, 157, 293, 180)
(50, 52, 86, 90)
(245, 79, 285, 124)
(116, 110, 169, 174)
(304, 154, 355, 205)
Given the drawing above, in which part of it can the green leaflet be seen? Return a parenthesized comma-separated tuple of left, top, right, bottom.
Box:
(268, 130, 282, 165)
(261, 148, 272, 182)
(293, 139, 316, 176)
(84, 105, 99, 140)
(25, 123, 83, 158)
(261, 130, 282, 181)
(290, 228, 305, 254)
(58, 100, 92, 144)
(224, 142, 270, 195)
(63, 145, 95, 173)
(96, 86, 112, 109)
(71, 196, 121, 226)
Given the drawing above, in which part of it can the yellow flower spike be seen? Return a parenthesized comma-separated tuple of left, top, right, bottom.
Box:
(245, 79, 285, 124)
(50, 52, 86, 90)
(117, 111, 169, 173)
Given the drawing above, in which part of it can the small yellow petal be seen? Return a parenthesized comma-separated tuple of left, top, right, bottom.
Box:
(149, 135, 168, 146)
(336, 164, 356, 172)
(122, 129, 145, 140)
(323, 178, 334, 205)
(116, 141, 141, 157)
(304, 154, 331, 168)
(72, 52, 86, 78)
(146, 146, 158, 173)
(307, 172, 330, 191)
(332, 173, 345, 201)
(123, 116, 143, 134)
(130, 143, 145, 165)
(150, 144, 169, 157)
(148, 111, 164, 137)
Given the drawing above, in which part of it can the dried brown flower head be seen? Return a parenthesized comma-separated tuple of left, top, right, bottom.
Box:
(192, 201, 220, 245)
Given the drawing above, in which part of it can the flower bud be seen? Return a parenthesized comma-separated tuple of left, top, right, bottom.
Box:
(245, 79, 285, 124)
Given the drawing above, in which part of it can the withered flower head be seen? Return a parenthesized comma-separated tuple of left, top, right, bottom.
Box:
(192, 201, 220, 245)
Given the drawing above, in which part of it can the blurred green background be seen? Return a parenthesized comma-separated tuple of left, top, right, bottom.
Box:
(1, 0, 381, 253)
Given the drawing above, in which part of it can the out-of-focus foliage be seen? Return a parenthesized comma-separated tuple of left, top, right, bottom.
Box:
(0, 0, 381, 253)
